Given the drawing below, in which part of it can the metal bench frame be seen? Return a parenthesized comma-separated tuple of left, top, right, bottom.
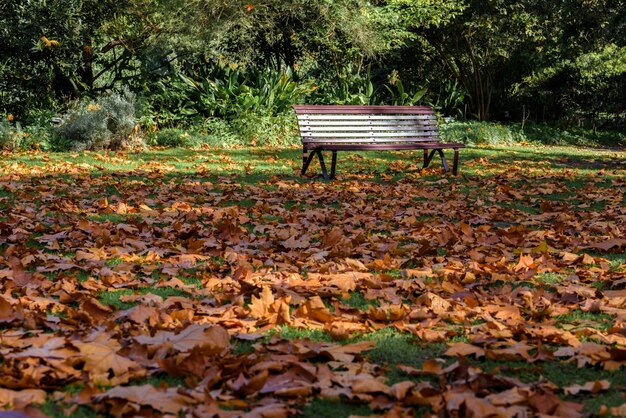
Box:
(293, 105, 465, 180)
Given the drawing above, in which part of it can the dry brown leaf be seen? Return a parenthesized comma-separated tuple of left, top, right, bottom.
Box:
(0, 388, 47, 408)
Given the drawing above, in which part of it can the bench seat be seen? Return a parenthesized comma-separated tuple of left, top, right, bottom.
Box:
(293, 105, 465, 179)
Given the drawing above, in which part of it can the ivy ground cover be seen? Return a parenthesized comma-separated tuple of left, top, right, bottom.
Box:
(0, 145, 625, 417)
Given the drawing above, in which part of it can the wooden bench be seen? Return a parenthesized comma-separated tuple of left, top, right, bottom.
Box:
(293, 105, 465, 179)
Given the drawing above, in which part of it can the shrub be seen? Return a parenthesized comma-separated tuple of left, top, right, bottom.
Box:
(0, 118, 16, 149)
(440, 120, 626, 147)
(54, 89, 142, 151)
(151, 128, 203, 148)
(440, 121, 524, 146)
(150, 113, 300, 149)
(229, 113, 300, 147)
(201, 118, 242, 147)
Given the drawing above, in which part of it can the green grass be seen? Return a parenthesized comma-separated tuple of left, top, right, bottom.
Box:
(104, 257, 124, 267)
(0, 188, 13, 209)
(98, 286, 192, 310)
(129, 374, 188, 388)
(222, 198, 256, 208)
(178, 275, 203, 288)
(268, 326, 334, 343)
(587, 252, 626, 270)
(360, 328, 444, 368)
(76, 270, 91, 282)
(299, 398, 372, 418)
(39, 402, 99, 418)
(87, 213, 141, 223)
(341, 292, 380, 310)
(555, 309, 614, 332)
(38, 384, 100, 418)
(472, 358, 626, 414)
(534, 272, 567, 285)
(232, 339, 256, 355)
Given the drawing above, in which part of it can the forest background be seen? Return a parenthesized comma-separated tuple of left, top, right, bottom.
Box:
(1, 0, 625, 150)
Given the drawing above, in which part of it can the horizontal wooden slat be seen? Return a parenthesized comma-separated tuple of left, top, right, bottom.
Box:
(303, 137, 439, 144)
(298, 120, 437, 127)
(302, 131, 438, 138)
(293, 105, 435, 114)
(297, 114, 436, 121)
(299, 125, 438, 132)
(303, 142, 465, 151)
(294, 105, 445, 147)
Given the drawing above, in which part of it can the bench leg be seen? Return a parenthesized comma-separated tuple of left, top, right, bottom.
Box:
(302, 147, 309, 175)
(452, 148, 459, 175)
(302, 149, 316, 176)
(316, 149, 330, 180)
(424, 149, 437, 168)
(424, 149, 451, 172)
(438, 149, 450, 172)
(330, 151, 337, 179)
(302, 148, 332, 180)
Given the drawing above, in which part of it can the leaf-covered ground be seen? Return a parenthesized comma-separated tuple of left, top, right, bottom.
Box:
(0, 145, 625, 417)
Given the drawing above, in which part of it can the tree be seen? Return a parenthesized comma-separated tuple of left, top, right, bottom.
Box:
(512, 0, 626, 125)
(0, 0, 162, 119)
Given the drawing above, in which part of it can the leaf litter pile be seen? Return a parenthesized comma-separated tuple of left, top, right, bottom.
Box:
(0, 147, 625, 417)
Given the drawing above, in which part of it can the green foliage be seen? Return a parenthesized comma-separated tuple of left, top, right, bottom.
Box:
(517, 44, 626, 125)
(385, 77, 428, 106)
(309, 65, 376, 105)
(434, 80, 467, 118)
(228, 113, 300, 147)
(54, 89, 141, 151)
(151, 128, 202, 148)
(2, 0, 625, 137)
(441, 121, 523, 146)
(174, 0, 391, 68)
(188, 65, 312, 118)
(0, 119, 17, 150)
(0, 118, 52, 151)
(150, 113, 299, 149)
(441, 120, 626, 147)
(140, 77, 200, 130)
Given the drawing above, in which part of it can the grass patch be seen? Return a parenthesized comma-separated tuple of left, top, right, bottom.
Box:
(555, 309, 614, 332)
(178, 275, 203, 288)
(39, 402, 99, 418)
(341, 292, 380, 310)
(588, 253, 626, 270)
(232, 339, 256, 355)
(87, 213, 140, 223)
(2, 144, 625, 417)
(269, 326, 333, 343)
(361, 328, 445, 368)
(98, 286, 192, 310)
(472, 358, 626, 414)
(129, 374, 187, 388)
(534, 272, 567, 285)
(104, 257, 124, 267)
(299, 398, 372, 418)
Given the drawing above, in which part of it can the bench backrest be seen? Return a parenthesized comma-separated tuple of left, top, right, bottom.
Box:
(293, 105, 440, 145)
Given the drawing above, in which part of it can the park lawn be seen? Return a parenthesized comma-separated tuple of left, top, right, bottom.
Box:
(0, 144, 625, 417)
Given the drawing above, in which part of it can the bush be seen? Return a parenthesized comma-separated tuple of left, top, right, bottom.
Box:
(150, 128, 203, 148)
(0, 118, 18, 150)
(440, 121, 524, 146)
(229, 113, 300, 147)
(149, 113, 300, 149)
(54, 89, 143, 151)
(0, 117, 51, 151)
(440, 120, 626, 147)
